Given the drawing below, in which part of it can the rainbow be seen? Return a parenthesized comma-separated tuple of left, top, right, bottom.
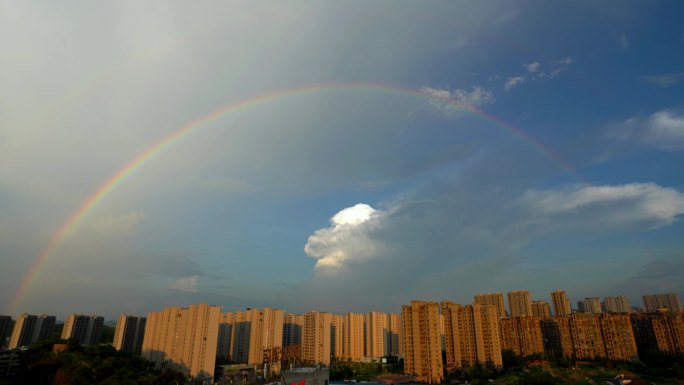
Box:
(5, 82, 582, 313)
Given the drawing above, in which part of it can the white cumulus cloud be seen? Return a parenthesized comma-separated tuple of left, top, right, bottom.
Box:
(610, 110, 684, 150)
(548, 57, 574, 79)
(504, 76, 525, 91)
(420, 85, 495, 118)
(505, 57, 574, 90)
(521, 183, 684, 232)
(170, 275, 199, 293)
(421, 85, 495, 106)
(304, 203, 387, 274)
(295, 180, 684, 311)
(524, 62, 540, 73)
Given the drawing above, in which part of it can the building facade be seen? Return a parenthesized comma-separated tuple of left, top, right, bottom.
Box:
(283, 313, 304, 348)
(474, 293, 507, 318)
(531, 301, 551, 318)
(142, 304, 221, 380)
(499, 316, 544, 358)
(551, 290, 572, 317)
(217, 312, 235, 359)
(331, 314, 344, 360)
(8, 314, 55, 349)
(62, 314, 104, 346)
(403, 301, 443, 384)
(598, 314, 637, 361)
(508, 290, 533, 318)
(113, 314, 146, 353)
(302, 311, 332, 365)
(387, 313, 403, 358)
(630, 312, 684, 354)
(365, 311, 388, 360)
(602, 296, 631, 314)
(343, 313, 365, 361)
(220, 307, 284, 374)
(578, 298, 602, 314)
(441, 301, 502, 372)
(643, 293, 683, 313)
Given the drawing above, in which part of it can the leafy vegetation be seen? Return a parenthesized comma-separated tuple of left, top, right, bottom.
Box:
(100, 324, 115, 344)
(329, 358, 403, 381)
(8, 339, 187, 385)
(453, 350, 684, 385)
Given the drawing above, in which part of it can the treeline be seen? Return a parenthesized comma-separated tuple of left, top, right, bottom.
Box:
(6, 339, 186, 385)
(453, 349, 684, 385)
(329, 359, 403, 382)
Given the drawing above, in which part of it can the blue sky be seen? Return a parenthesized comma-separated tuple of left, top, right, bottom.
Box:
(1, 1, 683, 319)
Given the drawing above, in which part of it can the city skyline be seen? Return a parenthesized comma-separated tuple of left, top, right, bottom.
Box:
(1, 2, 683, 318)
(2, 289, 680, 322)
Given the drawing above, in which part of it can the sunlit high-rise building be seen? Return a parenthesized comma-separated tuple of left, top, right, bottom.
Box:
(578, 297, 602, 314)
(402, 301, 443, 384)
(249, 307, 284, 373)
(62, 314, 104, 346)
(331, 314, 344, 360)
(551, 290, 572, 316)
(499, 316, 544, 358)
(142, 304, 221, 380)
(441, 302, 502, 371)
(283, 313, 304, 348)
(230, 310, 251, 363)
(282, 313, 304, 364)
(630, 312, 684, 355)
(8, 314, 55, 349)
(643, 293, 683, 313)
(441, 301, 462, 372)
(225, 307, 284, 374)
(343, 313, 365, 361)
(651, 313, 684, 354)
(508, 290, 533, 318)
(217, 312, 235, 359)
(113, 314, 146, 353)
(602, 296, 631, 314)
(142, 304, 221, 378)
(542, 314, 606, 360)
(474, 293, 507, 318)
(365, 311, 388, 360)
(569, 314, 606, 359)
(302, 311, 332, 365)
(387, 313, 403, 358)
(598, 314, 638, 361)
(531, 301, 551, 318)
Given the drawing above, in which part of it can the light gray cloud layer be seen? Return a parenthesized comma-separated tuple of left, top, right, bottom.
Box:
(299, 182, 684, 310)
(611, 110, 684, 150)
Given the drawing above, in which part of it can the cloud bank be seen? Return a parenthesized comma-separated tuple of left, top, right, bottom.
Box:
(611, 110, 684, 150)
(299, 181, 684, 310)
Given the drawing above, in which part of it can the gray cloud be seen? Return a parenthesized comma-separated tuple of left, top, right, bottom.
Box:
(609, 110, 684, 150)
(505, 76, 525, 91)
(611, 258, 684, 302)
(641, 72, 684, 88)
(199, 177, 261, 195)
(421, 85, 495, 109)
(298, 174, 684, 310)
(2, 1, 681, 318)
(615, 33, 630, 50)
(503, 57, 574, 90)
